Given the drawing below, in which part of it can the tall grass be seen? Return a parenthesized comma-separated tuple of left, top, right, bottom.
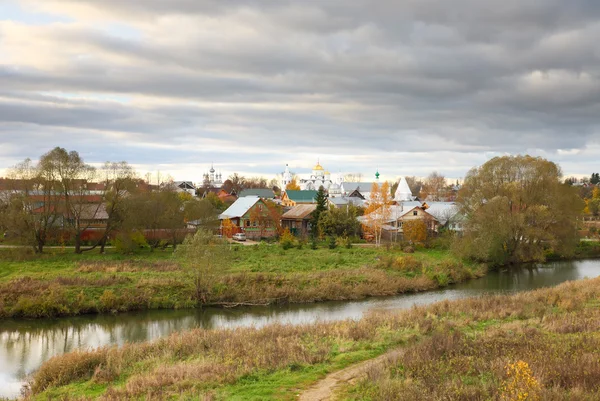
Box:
(0, 247, 484, 319)
(27, 277, 600, 400)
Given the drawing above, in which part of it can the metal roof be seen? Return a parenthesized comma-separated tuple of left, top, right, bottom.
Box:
(341, 182, 374, 194)
(219, 196, 261, 219)
(238, 189, 275, 198)
(284, 190, 318, 202)
(281, 204, 317, 219)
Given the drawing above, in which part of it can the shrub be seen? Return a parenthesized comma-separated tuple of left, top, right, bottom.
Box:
(328, 236, 337, 249)
(115, 231, 148, 254)
(337, 236, 352, 249)
(403, 246, 415, 253)
(279, 229, 295, 250)
(98, 290, 120, 313)
(393, 256, 422, 273)
(499, 360, 541, 401)
(310, 237, 318, 250)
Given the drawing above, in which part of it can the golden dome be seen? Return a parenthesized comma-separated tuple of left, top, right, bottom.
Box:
(324, 171, 330, 175)
(313, 163, 324, 171)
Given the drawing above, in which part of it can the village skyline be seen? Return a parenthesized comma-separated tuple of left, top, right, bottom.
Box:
(0, 152, 595, 187)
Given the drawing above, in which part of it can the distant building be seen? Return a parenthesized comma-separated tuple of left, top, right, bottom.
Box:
(202, 164, 223, 189)
(173, 181, 196, 196)
(238, 188, 276, 199)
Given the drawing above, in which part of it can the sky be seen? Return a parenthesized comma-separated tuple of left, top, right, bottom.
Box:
(0, 0, 599, 183)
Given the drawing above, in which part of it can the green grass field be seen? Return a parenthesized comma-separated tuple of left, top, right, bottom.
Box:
(0, 244, 484, 319)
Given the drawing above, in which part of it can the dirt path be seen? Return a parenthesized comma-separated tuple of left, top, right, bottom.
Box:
(299, 349, 404, 401)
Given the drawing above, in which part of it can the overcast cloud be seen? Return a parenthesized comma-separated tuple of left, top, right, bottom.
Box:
(0, 0, 599, 181)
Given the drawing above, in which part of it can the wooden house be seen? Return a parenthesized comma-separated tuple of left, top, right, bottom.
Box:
(281, 204, 317, 236)
(218, 197, 278, 239)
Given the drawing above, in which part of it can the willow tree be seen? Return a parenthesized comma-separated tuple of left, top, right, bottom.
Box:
(176, 229, 232, 305)
(456, 155, 583, 265)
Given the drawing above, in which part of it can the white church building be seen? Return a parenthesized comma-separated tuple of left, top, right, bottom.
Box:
(281, 161, 339, 191)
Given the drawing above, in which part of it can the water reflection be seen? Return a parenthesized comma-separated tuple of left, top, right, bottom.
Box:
(1, 259, 598, 399)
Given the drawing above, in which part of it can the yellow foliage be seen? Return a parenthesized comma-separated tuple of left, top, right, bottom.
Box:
(285, 178, 300, 191)
(403, 219, 427, 243)
(500, 360, 541, 401)
(221, 218, 235, 238)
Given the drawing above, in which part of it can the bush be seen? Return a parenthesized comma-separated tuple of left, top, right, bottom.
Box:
(115, 231, 148, 254)
(310, 237, 318, 250)
(403, 246, 415, 253)
(279, 229, 295, 250)
(337, 236, 352, 249)
(98, 290, 120, 313)
(328, 236, 337, 249)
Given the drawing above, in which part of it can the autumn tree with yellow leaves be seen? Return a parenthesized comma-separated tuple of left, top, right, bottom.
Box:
(362, 182, 392, 247)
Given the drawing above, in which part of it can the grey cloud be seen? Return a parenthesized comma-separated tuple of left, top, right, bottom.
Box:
(2, 0, 600, 177)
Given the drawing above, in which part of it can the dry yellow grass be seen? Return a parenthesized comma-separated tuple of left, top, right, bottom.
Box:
(27, 277, 600, 400)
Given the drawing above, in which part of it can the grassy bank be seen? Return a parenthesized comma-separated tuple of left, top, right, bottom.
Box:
(0, 245, 484, 319)
(26, 276, 600, 400)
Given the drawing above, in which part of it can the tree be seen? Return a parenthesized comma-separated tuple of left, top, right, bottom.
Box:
(584, 187, 600, 217)
(311, 186, 328, 238)
(3, 158, 60, 252)
(228, 173, 246, 194)
(249, 200, 282, 238)
(221, 179, 235, 194)
(362, 182, 392, 246)
(175, 229, 231, 305)
(184, 198, 219, 230)
(405, 176, 423, 197)
(221, 218, 235, 238)
(38, 147, 103, 254)
(205, 191, 225, 212)
(286, 177, 301, 191)
(318, 204, 362, 238)
(245, 177, 269, 189)
(419, 171, 448, 201)
(591, 173, 600, 185)
(403, 219, 428, 244)
(96, 161, 137, 253)
(456, 155, 583, 265)
(344, 173, 363, 182)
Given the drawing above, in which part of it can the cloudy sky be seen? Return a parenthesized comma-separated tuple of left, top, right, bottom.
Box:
(1, 0, 599, 182)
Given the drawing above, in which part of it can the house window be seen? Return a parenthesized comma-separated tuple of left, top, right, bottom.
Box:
(245, 220, 250, 227)
(413, 210, 418, 216)
(253, 221, 257, 227)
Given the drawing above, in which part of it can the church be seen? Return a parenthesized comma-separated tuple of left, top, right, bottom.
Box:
(281, 161, 338, 191)
(202, 164, 223, 188)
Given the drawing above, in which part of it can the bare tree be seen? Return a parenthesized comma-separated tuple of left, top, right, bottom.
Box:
(344, 173, 363, 183)
(420, 172, 448, 201)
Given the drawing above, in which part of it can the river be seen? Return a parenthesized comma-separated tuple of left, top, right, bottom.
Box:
(1, 259, 599, 399)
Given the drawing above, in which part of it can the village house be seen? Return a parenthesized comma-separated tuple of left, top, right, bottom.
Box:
(281, 204, 317, 236)
(281, 190, 318, 207)
(218, 196, 278, 239)
(173, 181, 196, 196)
(238, 188, 276, 199)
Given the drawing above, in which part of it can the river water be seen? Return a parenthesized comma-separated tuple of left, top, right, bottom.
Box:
(1, 259, 599, 398)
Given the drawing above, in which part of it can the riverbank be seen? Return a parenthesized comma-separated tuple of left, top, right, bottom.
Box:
(25, 274, 600, 400)
(0, 245, 485, 319)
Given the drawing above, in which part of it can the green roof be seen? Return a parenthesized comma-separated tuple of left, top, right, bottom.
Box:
(285, 190, 318, 203)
